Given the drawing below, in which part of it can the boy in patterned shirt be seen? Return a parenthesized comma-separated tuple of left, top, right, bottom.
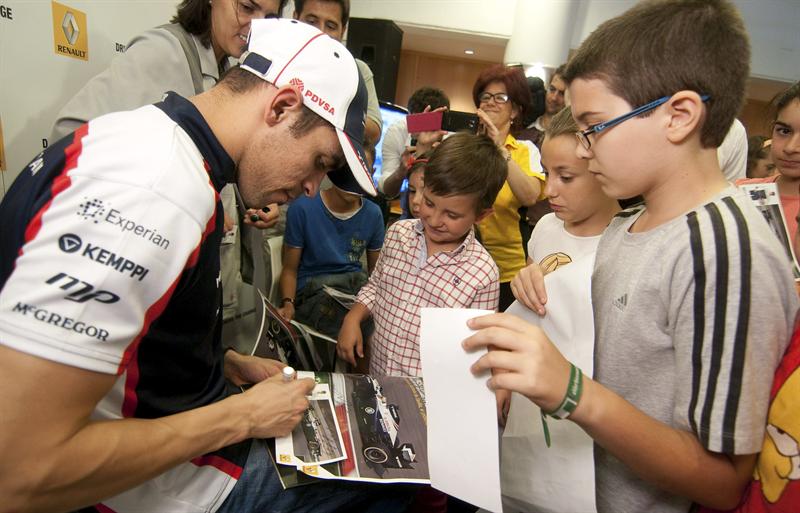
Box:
(337, 132, 506, 376)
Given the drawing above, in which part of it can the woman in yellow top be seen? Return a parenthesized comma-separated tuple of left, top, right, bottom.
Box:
(473, 65, 545, 310)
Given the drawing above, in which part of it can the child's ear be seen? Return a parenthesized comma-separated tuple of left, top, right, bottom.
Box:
(475, 207, 494, 223)
(265, 85, 304, 127)
(664, 91, 705, 144)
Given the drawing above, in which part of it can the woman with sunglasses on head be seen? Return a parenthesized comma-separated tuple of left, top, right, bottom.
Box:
(51, 0, 286, 322)
(472, 64, 546, 310)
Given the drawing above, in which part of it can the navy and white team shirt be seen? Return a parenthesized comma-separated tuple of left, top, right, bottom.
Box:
(0, 93, 248, 512)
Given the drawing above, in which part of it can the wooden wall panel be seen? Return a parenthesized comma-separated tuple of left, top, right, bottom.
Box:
(740, 99, 773, 138)
(394, 50, 501, 112)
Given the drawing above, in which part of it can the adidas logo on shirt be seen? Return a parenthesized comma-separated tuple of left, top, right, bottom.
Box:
(613, 293, 628, 311)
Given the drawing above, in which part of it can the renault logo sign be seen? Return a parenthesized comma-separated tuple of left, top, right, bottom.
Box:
(62, 11, 79, 45)
(51, 1, 88, 61)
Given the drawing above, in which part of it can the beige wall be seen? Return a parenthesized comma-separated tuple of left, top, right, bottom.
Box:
(394, 50, 501, 112)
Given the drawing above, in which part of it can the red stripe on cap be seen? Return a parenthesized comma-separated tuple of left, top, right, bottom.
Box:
(273, 32, 324, 84)
(94, 504, 118, 513)
(344, 134, 375, 193)
(191, 454, 244, 479)
(22, 124, 90, 250)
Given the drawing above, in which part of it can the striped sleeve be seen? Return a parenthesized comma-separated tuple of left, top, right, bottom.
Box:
(671, 197, 797, 454)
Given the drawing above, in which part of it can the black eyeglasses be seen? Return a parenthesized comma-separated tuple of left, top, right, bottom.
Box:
(575, 94, 711, 150)
(479, 92, 510, 105)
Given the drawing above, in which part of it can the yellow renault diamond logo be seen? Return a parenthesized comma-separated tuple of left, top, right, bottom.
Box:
(51, 1, 88, 61)
(62, 12, 79, 45)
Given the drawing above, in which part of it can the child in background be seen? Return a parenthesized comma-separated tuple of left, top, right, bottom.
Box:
(745, 135, 776, 179)
(737, 82, 800, 239)
(510, 104, 620, 323)
(401, 155, 429, 220)
(337, 132, 506, 377)
(528, 106, 619, 271)
(276, 182, 384, 339)
(464, 1, 798, 512)
(498, 105, 619, 424)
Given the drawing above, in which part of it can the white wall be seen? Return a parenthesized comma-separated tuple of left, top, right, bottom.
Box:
(571, 0, 800, 82)
(0, 1, 177, 195)
(1, 0, 797, 197)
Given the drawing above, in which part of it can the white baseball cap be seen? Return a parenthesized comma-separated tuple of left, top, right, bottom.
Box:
(240, 18, 376, 196)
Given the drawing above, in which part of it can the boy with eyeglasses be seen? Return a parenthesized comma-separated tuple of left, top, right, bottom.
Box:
(463, 1, 798, 512)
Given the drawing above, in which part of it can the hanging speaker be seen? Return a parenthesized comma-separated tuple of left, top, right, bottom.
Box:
(346, 18, 403, 103)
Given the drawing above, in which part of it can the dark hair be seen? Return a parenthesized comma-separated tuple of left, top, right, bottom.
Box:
(545, 106, 578, 139)
(173, 0, 290, 49)
(771, 81, 800, 121)
(746, 135, 770, 176)
(407, 151, 431, 179)
(363, 142, 376, 169)
(551, 63, 567, 84)
(472, 64, 533, 133)
(220, 67, 328, 136)
(289, 106, 329, 137)
(424, 133, 507, 213)
(220, 65, 267, 92)
(407, 87, 450, 114)
(294, 0, 349, 27)
(563, 0, 750, 148)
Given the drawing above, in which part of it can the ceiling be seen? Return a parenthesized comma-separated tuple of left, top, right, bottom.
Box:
(395, 24, 792, 102)
(396, 23, 508, 63)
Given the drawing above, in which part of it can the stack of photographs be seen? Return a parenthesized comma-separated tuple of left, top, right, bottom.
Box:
(272, 371, 430, 487)
(740, 182, 800, 280)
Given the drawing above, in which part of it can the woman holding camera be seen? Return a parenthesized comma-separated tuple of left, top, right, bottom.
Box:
(473, 64, 545, 310)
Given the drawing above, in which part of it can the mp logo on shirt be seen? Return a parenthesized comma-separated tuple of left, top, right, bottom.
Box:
(46, 272, 120, 304)
(51, 1, 88, 61)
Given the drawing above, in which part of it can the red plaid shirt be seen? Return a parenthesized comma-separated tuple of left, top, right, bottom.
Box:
(357, 219, 500, 376)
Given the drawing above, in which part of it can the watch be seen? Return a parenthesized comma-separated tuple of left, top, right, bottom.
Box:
(281, 297, 295, 305)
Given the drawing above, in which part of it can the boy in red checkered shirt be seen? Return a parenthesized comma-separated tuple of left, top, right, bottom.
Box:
(337, 132, 507, 377)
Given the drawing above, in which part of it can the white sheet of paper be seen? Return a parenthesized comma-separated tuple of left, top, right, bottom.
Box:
(501, 255, 597, 513)
(420, 308, 502, 513)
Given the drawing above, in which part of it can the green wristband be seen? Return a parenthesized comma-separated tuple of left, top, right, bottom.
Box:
(546, 363, 583, 419)
(540, 363, 584, 448)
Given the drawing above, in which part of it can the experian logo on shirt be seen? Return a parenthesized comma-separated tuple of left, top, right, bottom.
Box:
(76, 198, 170, 250)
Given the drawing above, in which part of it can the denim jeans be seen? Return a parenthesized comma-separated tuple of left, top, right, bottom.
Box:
(217, 439, 417, 513)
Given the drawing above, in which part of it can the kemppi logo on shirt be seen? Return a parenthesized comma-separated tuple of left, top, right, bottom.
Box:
(304, 89, 335, 115)
(76, 198, 170, 250)
(58, 233, 150, 281)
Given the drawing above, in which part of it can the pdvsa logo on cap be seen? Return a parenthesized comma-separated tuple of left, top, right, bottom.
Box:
(289, 78, 305, 93)
(51, 1, 88, 61)
(304, 89, 335, 115)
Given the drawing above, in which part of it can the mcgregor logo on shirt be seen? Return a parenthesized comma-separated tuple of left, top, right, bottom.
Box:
(76, 198, 170, 251)
(51, 1, 88, 61)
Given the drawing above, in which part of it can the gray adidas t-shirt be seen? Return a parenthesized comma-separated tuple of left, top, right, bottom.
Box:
(592, 187, 798, 513)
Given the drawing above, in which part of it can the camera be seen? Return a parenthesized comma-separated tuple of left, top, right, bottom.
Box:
(406, 110, 479, 134)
